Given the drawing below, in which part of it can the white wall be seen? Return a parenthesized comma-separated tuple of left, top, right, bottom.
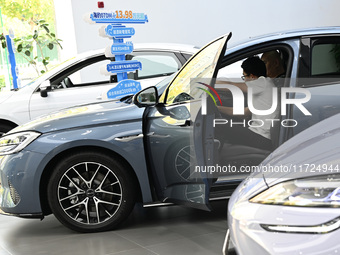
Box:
(53, 0, 78, 61)
(55, 0, 340, 59)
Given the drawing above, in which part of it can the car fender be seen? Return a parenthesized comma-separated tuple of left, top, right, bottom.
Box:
(27, 125, 153, 208)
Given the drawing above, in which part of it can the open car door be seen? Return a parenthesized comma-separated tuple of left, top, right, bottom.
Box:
(141, 34, 231, 210)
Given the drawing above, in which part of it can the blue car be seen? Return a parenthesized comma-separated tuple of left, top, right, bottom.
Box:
(1, 28, 340, 232)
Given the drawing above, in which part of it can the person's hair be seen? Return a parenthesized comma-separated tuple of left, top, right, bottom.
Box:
(241, 56, 267, 77)
(262, 50, 282, 63)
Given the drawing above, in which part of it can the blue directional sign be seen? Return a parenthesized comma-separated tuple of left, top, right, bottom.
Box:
(90, 11, 148, 24)
(105, 42, 134, 57)
(105, 25, 135, 38)
(86, 10, 147, 100)
(111, 42, 133, 54)
(106, 60, 142, 74)
(107, 79, 141, 99)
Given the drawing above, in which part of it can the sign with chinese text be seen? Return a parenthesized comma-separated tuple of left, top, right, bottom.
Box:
(85, 10, 148, 99)
(106, 79, 141, 99)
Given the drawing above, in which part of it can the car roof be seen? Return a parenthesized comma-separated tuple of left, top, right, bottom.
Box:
(133, 43, 200, 53)
(74, 43, 199, 61)
(227, 26, 340, 54)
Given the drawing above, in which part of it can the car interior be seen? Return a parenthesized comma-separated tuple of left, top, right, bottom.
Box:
(214, 47, 292, 178)
(43, 52, 182, 92)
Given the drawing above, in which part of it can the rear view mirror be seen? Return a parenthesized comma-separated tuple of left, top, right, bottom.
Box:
(133, 86, 158, 108)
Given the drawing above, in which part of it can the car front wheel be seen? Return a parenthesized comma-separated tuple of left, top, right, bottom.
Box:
(47, 151, 136, 232)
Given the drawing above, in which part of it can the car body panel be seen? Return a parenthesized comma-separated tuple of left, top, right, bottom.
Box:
(12, 100, 141, 134)
(227, 113, 340, 255)
(0, 111, 153, 215)
(0, 85, 36, 125)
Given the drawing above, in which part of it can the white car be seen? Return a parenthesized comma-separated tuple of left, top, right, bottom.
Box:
(224, 113, 340, 255)
(0, 43, 197, 135)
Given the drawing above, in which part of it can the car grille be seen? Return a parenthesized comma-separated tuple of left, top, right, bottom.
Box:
(8, 181, 20, 205)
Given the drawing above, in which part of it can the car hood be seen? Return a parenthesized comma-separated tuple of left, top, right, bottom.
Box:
(0, 90, 16, 104)
(261, 113, 340, 186)
(9, 100, 144, 134)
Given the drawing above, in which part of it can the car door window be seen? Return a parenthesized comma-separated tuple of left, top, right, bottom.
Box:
(127, 52, 181, 80)
(162, 37, 227, 105)
(292, 37, 340, 136)
(312, 43, 340, 76)
(50, 55, 111, 89)
(68, 59, 110, 85)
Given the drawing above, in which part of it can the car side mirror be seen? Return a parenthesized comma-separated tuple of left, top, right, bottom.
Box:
(133, 86, 159, 108)
(40, 80, 51, 98)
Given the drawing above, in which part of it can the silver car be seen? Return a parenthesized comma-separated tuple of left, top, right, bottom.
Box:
(225, 113, 340, 255)
(0, 43, 197, 135)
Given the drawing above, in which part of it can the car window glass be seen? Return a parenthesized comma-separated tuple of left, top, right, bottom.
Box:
(162, 37, 227, 105)
(68, 59, 110, 85)
(217, 59, 244, 80)
(129, 52, 180, 79)
(312, 43, 340, 76)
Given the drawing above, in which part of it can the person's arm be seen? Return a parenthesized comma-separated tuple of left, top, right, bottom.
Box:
(215, 79, 248, 93)
(217, 106, 251, 119)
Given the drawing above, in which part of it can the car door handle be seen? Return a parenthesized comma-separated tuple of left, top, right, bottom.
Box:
(96, 96, 102, 100)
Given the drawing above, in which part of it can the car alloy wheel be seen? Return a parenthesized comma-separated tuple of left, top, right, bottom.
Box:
(48, 151, 136, 232)
(175, 145, 197, 181)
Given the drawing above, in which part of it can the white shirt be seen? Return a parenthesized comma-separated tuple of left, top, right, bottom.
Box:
(246, 76, 279, 139)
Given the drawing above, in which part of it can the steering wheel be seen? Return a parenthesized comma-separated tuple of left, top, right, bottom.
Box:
(60, 80, 67, 89)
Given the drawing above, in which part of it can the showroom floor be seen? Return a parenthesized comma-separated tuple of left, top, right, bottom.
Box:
(0, 201, 229, 255)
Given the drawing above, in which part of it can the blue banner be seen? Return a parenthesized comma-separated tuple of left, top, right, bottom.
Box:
(106, 60, 142, 74)
(5, 35, 19, 89)
(107, 79, 141, 99)
(105, 42, 134, 57)
(111, 42, 133, 54)
(105, 25, 135, 38)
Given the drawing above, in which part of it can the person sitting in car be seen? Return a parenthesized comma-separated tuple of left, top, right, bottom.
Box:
(215, 56, 279, 151)
(261, 50, 286, 87)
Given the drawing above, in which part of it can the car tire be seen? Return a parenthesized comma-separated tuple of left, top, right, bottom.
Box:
(47, 151, 136, 233)
(0, 123, 16, 136)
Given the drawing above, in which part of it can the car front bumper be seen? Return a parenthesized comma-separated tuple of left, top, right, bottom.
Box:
(227, 177, 340, 255)
(0, 151, 45, 218)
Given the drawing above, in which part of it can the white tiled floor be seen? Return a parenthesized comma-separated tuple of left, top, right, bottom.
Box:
(0, 201, 228, 255)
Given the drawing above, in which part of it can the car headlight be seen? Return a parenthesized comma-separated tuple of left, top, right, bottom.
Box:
(0, 131, 41, 155)
(250, 174, 340, 207)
